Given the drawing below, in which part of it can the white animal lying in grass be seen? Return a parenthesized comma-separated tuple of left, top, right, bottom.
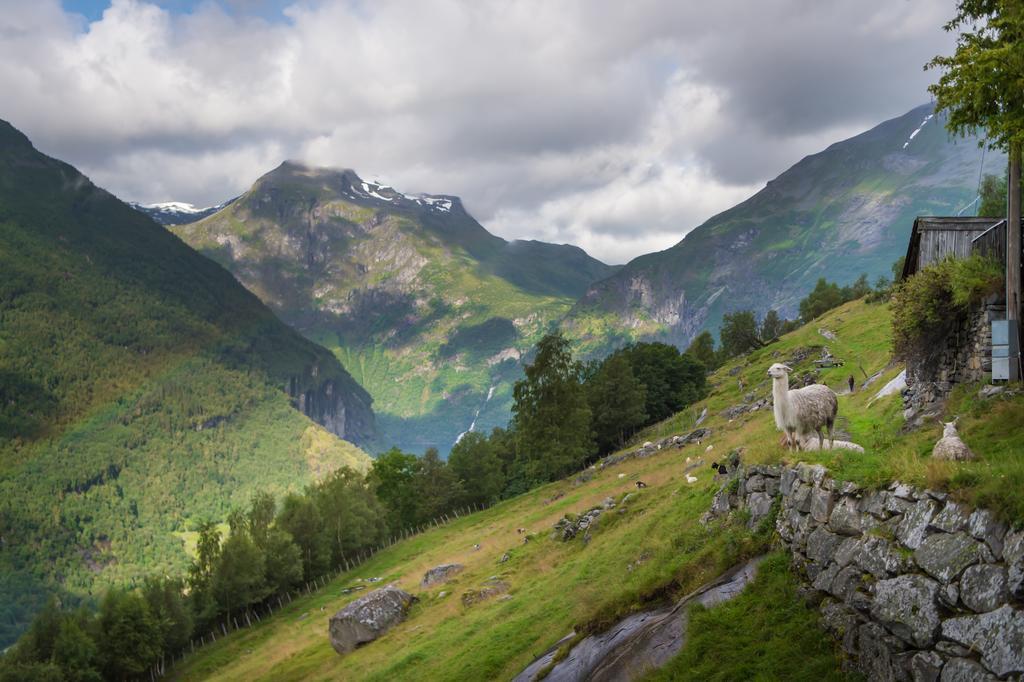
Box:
(932, 418, 975, 461)
(685, 474, 698, 484)
(780, 433, 865, 453)
(767, 363, 838, 451)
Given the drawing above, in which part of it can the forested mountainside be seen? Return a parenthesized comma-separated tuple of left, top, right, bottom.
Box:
(0, 121, 375, 648)
(172, 162, 616, 453)
(566, 104, 998, 352)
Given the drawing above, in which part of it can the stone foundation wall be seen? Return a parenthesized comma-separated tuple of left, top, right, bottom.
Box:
(706, 463, 1024, 681)
(904, 301, 1005, 426)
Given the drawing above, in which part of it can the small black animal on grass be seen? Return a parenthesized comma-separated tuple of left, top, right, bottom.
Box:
(710, 462, 728, 475)
(635, 480, 648, 489)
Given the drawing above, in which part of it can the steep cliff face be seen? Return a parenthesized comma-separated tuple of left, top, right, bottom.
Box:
(286, 369, 375, 444)
(566, 104, 997, 353)
(173, 162, 615, 453)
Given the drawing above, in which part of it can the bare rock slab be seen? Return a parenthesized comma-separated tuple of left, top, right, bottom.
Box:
(329, 585, 417, 654)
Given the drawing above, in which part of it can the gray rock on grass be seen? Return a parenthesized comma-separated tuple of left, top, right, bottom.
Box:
(421, 563, 464, 588)
(329, 585, 417, 654)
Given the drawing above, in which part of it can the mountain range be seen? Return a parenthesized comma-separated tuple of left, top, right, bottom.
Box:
(159, 103, 994, 453)
(565, 104, 997, 350)
(170, 162, 616, 453)
(0, 120, 374, 647)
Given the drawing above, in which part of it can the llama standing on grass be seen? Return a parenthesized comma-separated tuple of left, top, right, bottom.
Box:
(768, 363, 838, 451)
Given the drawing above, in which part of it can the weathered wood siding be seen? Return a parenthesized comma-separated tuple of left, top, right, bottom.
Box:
(903, 217, 1005, 278)
(971, 219, 1007, 263)
(915, 225, 990, 270)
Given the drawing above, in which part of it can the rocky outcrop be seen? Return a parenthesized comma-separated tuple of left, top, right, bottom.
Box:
(421, 563, 464, 588)
(286, 369, 376, 445)
(512, 557, 762, 682)
(598, 428, 711, 469)
(461, 578, 510, 607)
(328, 585, 417, 654)
(705, 463, 1024, 680)
(552, 493, 614, 540)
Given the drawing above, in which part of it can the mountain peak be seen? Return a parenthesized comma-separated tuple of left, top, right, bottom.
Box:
(0, 119, 33, 151)
(252, 160, 465, 215)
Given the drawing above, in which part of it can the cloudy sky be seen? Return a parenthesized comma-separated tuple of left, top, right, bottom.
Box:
(2, 0, 955, 263)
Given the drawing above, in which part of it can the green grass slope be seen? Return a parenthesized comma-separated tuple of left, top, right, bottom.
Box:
(0, 121, 374, 648)
(172, 163, 616, 454)
(566, 104, 999, 354)
(173, 298, 1022, 681)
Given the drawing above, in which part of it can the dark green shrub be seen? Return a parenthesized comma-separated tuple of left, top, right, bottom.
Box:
(892, 255, 1003, 362)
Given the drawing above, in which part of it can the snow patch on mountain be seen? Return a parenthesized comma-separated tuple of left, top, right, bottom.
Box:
(902, 114, 933, 150)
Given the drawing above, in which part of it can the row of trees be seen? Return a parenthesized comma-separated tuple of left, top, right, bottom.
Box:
(0, 468, 391, 681)
(509, 335, 707, 485)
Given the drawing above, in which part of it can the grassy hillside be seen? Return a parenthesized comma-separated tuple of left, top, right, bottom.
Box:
(567, 104, 998, 354)
(0, 121, 374, 648)
(172, 163, 616, 454)
(171, 297, 1023, 681)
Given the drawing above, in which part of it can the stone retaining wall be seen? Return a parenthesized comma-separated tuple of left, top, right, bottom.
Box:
(904, 301, 1005, 427)
(706, 462, 1024, 681)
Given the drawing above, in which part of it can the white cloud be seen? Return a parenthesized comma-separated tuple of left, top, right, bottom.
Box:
(0, 0, 955, 263)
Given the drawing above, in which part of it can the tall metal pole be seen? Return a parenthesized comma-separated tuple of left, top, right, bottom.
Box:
(1008, 145, 1021, 380)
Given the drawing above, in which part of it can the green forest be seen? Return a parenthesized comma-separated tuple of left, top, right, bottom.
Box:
(0, 120, 373, 648)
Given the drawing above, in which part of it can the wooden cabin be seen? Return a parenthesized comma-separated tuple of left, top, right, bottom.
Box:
(901, 216, 1006, 279)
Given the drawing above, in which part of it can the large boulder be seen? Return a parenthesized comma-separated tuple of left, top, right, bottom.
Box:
(421, 563, 464, 588)
(329, 585, 417, 654)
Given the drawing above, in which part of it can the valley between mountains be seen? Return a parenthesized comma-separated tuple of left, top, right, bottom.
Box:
(165, 104, 991, 454)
